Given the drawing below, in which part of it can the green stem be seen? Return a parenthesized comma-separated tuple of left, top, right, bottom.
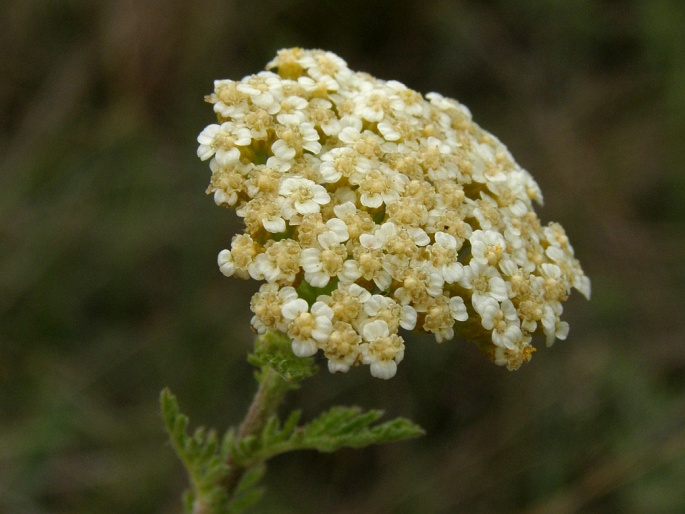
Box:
(221, 365, 291, 502)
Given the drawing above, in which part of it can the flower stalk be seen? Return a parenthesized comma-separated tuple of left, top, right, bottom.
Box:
(162, 330, 423, 513)
(221, 365, 290, 500)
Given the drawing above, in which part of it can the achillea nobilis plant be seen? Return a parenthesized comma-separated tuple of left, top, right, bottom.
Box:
(162, 49, 590, 514)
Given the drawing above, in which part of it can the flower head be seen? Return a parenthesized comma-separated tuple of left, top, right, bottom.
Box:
(200, 48, 590, 378)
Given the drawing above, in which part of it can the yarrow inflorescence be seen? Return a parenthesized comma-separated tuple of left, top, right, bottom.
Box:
(199, 48, 590, 379)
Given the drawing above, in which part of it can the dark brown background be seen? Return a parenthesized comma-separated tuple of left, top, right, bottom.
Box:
(2, 1, 685, 512)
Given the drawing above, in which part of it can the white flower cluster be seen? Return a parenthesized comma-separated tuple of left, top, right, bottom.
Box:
(200, 48, 590, 379)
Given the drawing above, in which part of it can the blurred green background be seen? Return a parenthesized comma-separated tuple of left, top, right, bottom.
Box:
(2, 0, 685, 512)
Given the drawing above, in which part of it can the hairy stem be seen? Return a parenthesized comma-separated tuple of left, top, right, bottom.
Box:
(221, 365, 291, 501)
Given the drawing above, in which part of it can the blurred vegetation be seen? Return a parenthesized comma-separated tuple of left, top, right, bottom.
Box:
(2, 0, 685, 512)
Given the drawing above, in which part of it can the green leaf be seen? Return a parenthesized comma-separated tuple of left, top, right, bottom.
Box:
(299, 406, 424, 452)
(226, 464, 266, 514)
(229, 405, 424, 467)
(161, 388, 234, 513)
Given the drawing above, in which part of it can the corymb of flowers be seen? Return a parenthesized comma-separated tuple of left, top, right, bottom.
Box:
(198, 48, 591, 379)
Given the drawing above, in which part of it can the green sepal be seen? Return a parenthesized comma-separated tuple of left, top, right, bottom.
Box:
(270, 229, 293, 242)
(247, 330, 318, 383)
(296, 277, 339, 306)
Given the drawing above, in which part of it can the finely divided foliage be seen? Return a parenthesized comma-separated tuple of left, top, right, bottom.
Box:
(199, 48, 590, 378)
